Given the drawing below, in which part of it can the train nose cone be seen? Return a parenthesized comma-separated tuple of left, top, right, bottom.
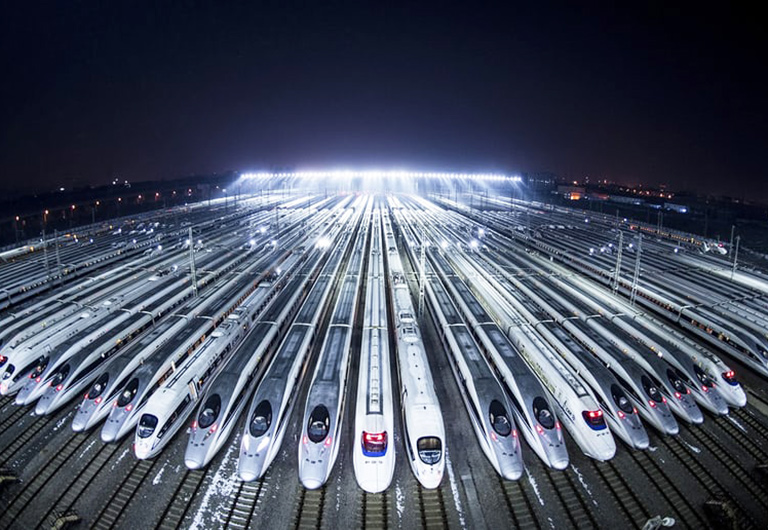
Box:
(134, 443, 152, 460)
(238, 467, 260, 483)
(498, 458, 524, 481)
(301, 476, 323, 490)
(101, 424, 119, 443)
(549, 456, 569, 471)
(185, 458, 203, 470)
(687, 405, 704, 425)
(35, 397, 53, 416)
(661, 413, 679, 435)
(632, 428, 650, 450)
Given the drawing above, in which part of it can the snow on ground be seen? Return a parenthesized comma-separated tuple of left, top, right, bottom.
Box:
(444, 448, 466, 529)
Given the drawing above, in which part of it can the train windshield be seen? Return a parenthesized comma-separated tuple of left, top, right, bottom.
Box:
(2, 365, 14, 379)
(532, 396, 555, 430)
(488, 399, 512, 437)
(641, 376, 663, 403)
(87, 373, 110, 400)
(417, 437, 442, 465)
(198, 394, 221, 429)
(117, 378, 139, 407)
(307, 405, 330, 443)
(249, 400, 272, 438)
(693, 366, 714, 388)
(29, 356, 49, 379)
(50, 364, 71, 387)
(666, 369, 687, 394)
(137, 414, 158, 438)
(362, 431, 388, 457)
(611, 384, 634, 414)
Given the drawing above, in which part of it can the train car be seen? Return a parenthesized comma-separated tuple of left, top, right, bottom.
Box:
(352, 211, 395, 493)
(185, 250, 322, 469)
(383, 211, 445, 489)
(298, 201, 370, 490)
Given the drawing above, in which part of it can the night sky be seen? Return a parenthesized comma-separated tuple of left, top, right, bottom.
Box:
(1, 2, 766, 200)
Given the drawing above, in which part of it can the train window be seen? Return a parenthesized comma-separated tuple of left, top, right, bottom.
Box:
(49, 364, 71, 387)
(488, 399, 512, 437)
(249, 400, 272, 438)
(641, 376, 663, 403)
(117, 378, 140, 407)
(29, 356, 49, 380)
(610, 384, 634, 414)
(666, 369, 687, 394)
(87, 373, 110, 400)
(198, 394, 221, 429)
(137, 414, 158, 438)
(532, 397, 555, 430)
(307, 405, 330, 443)
(417, 437, 442, 465)
(2, 365, 15, 379)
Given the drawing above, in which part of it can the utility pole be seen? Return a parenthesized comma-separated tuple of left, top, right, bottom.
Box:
(731, 235, 740, 281)
(729, 225, 735, 255)
(613, 231, 623, 293)
(630, 233, 642, 306)
(189, 227, 198, 298)
(42, 228, 51, 279)
(54, 229, 64, 286)
(418, 227, 426, 318)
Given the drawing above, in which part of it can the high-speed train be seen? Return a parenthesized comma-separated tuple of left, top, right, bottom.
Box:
(422, 261, 524, 479)
(135, 286, 267, 459)
(352, 210, 396, 493)
(382, 210, 445, 489)
(298, 200, 371, 490)
(423, 243, 568, 470)
(185, 245, 330, 469)
(13, 274, 196, 406)
(238, 208, 357, 481)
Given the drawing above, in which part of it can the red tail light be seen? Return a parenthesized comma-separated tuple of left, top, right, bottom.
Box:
(648, 400, 657, 408)
(94, 397, 102, 405)
(125, 403, 133, 412)
(661, 396, 667, 404)
(617, 410, 626, 419)
(324, 436, 333, 447)
(303, 435, 309, 445)
(56, 384, 63, 392)
(535, 424, 544, 435)
(701, 385, 709, 393)
(674, 392, 682, 399)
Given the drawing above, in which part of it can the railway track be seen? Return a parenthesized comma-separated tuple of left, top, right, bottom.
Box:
(684, 425, 768, 509)
(541, 466, 599, 528)
(154, 468, 207, 529)
(92, 457, 159, 529)
(498, 476, 537, 528)
(293, 485, 327, 530)
(415, 483, 448, 529)
(661, 435, 755, 529)
(0, 413, 56, 466)
(0, 405, 28, 433)
(0, 431, 91, 526)
(711, 414, 768, 462)
(34, 437, 127, 528)
(734, 407, 768, 442)
(221, 475, 269, 529)
(590, 459, 646, 529)
(359, 490, 388, 529)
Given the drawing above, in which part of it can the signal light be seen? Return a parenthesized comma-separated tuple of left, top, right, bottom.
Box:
(661, 396, 667, 404)
(490, 430, 497, 442)
(208, 423, 218, 434)
(556, 421, 561, 430)
(192, 420, 198, 429)
(674, 392, 682, 399)
(56, 384, 63, 392)
(36, 377, 41, 383)
(94, 397, 102, 405)
(125, 403, 133, 412)
(303, 435, 309, 445)
(324, 436, 333, 447)
(632, 407, 638, 414)
(617, 410, 626, 419)
(535, 424, 544, 435)
(587, 410, 603, 418)
(648, 400, 657, 408)
(701, 385, 709, 393)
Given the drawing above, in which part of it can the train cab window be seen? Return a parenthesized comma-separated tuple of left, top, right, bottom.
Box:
(610, 384, 634, 414)
(488, 399, 512, 437)
(417, 437, 442, 465)
(87, 373, 110, 400)
(50, 364, 71, 387)
(532, 396, 555, 430)
(29, 356, 49, 380)
(249, 400, 273, 438)
(2, 365, 14, 380)
(137, 414, 158, 438)
(307, 405, 330, 443)
(641, 376, 663, 403)
(666, 369, 687, 394)
(198, 394, 221, 429)
(117, 378, 140, 407)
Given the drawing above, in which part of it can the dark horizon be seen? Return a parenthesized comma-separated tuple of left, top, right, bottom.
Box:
(1, 3, 766, 201)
